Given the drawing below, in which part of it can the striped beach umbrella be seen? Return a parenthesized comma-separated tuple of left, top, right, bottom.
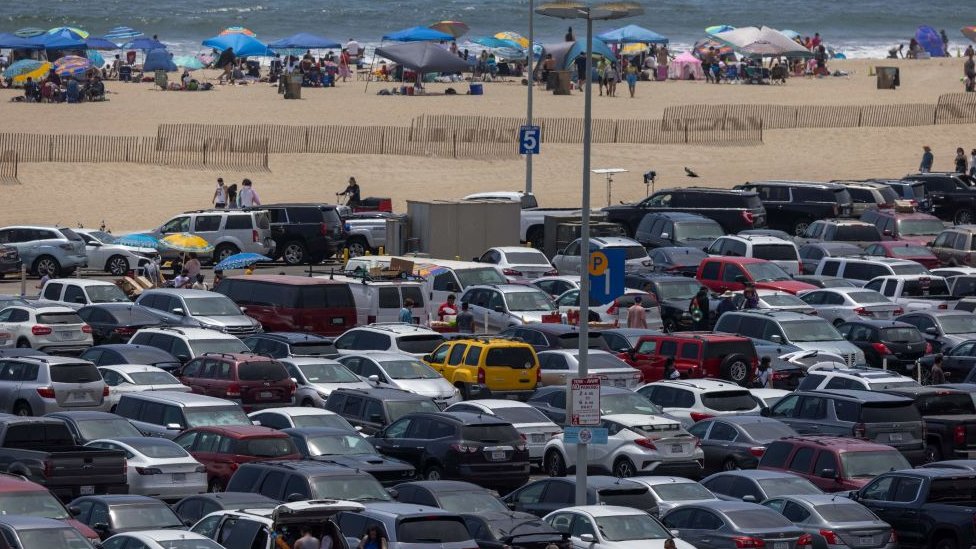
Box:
(104, 26, 142, 41)
(173, 55, 204, 69)
(14, 27, 46, 38)
(705, 25, 735, 37)
(54, 55, 92, 79)
(160, 233, 214, 254)
(214, 252, 270, 271)
(4, 60, 51, 85)
(963, 26, 976, 43)
(48, 26, 89, 39)
(117, 233, 161, 249)
(494, 31, 529, 49)
(430, 20, 470, 38)
(220, 26, 256, 37)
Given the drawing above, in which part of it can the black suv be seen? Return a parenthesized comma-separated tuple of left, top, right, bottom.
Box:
(603, 187, 766, 235)
(734, 181, 855, 236)
(624, 274, 702, 332)
(252, 203, 346, 265)
(835, 320, 928, 372)
(324, 387, 440, 435)
(242, 332, 337, 358)
(225, 460, 394, 502)
(633, 212, 725, 250)
(498, 324, 609, 352)
(903, 172, 976, 224)
(370, 411, 530, 493)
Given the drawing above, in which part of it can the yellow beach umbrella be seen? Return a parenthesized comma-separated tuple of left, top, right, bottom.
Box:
(621, 42, 648, 55)
(494, 31, 529, 49)
(10, 61, 52, 85)
(160, 233, 214, 253)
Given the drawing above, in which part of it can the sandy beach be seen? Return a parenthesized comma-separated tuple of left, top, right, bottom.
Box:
(0, 56, 973, 232)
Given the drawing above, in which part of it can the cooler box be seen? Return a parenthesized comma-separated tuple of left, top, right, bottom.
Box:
(469, 83, 484, 95)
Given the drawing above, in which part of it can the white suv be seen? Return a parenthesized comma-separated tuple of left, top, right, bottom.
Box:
(190, 501, 362, 549)
(147, 209, 275, 263)
(0, 304, 93, 354)
(332, 324, 446, 357)
(706, 235, 801, 275)
(796, 365, 919, 391)
(636, 379, 761, 422)
(128, 326, 249, 364)
(814, 256, 929, 286)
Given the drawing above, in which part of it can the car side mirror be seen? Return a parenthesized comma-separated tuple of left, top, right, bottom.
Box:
(423, 354, 432, 362)
(742, 495, 757, 503)
(882, 229, 892, 236)
(387, 488, 399, 499)
(735, 276, 748, 283)
(927, 241, 934, 247)
(557, 248, 566, 256)
(251, 420, 262, 426)
(493, 305, 505, 313)
(819, 468, 837, 479)
(760, 408, 770, 417)
(176, 355, 189, 363)
(447, 283, 460, 292)
(165, 423, 183, 430)
(925, 327, 938, 335)
(370, 413, 384, 423)
(770, 335, 782, 343)
(68, 506, 81, 516)
(183, 519, 194, 526)
(368, 374, 380, 384)
(240, 307, 247, 313)
(290, 377, 299, 384)
(472, 257, 479, 262)
(172, 308, 184, 315)
(849, 491, 860, 501)
(670, 529, 680, 538)
(94, 523, 109, 532)
(660, 232, 669, 239)
(286, 493, 305, 502)
(580, 534, 596, 543)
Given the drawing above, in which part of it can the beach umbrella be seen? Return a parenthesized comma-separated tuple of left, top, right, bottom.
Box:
(916, 25, 945, 56)
(47, 27, 89, 39)
(14, 27, 46, 38)
(495, 31, 530, 49)
(597, 24, 668, 44)
(160, 233, 214, 254)
(374, 41, 469, 73)
(143, 48, 177, 72)
(104, 26, 143, 41)
(711, 26, 812, 57)
(220, 26, 256, 37)
(37, 31, 87, 50)
(963, 26, 976, 43)
(202, 33, 270, 57)
(469, 36, 523, 50)
(214, 252, 271, 271)
(0, 33, 43, 49)
(693, 38, 734, 57)
(705, 25, 735, 36)
(267, 32, 341, 50)
(430, 20, 470, 38)
(4, 60, 51, 84)
(382, 26, 454, 42)
(53, 55, 92, 79)
(117, 233, 161, 249)
(123, 37, 166, 51)
(780, 29, 801, 40)
(85, 36, 119, 50)
(173, 55, 204, 69)
(87, 50, 106, 68)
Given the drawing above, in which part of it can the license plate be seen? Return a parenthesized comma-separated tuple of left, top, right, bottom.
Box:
(331, 317, 345, 325)
(671, 444, 683, 453)
(614, 379, 626, 387)
(259, 391, 273, 399)
(774, 543, 787, 549)
(172, 473, 186, 481)
(530, 434, 545, 443)
(506, 394, 520, 400)
(68, 391, 88, 403)
(79, 485, 94, 495)
(491, 451, 506, 461)
(860, 537, 873, 545)
(889, 433, 903, 442)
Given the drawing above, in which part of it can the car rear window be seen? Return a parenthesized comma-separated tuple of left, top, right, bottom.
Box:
(2, 423, 75, 447)
(485, 347, 536, 369)
(598, 487, 655, 509)
(726, 509, 791, 529)
(556, 333, 606, 349)
(234, 437, 297, 457)
(491, 406, 552, 425)
(396, 335, 445, 354)
(833, 225, 881, 241)
(462, 424, 520, 444)
(916, 393, 976, 415)
(397, 517, 471, 544)
(703, 341, 756, 360)
(877, 187, 898, 204)
(612, 245, 648, 260)
(649, 482, 714, 501)
(814, 503, 878, 522)
(740, 421, 796, 440)
(299, 285, 355, 308)
(237, 361, 288, 381)
(891, 263, 929, 275)
(902, 279, 951, 297)
(701, 391, 758, 412)
(752, 244, 798, 261)
(37, 312, 84, 325)
(290, 341, 338, 356)
(880, 327, 923, 343)
(928, 478, 976, 503)
(287, 207, 326, 224)
(50, 362, 101, 383)
(859, 402, 921, 423)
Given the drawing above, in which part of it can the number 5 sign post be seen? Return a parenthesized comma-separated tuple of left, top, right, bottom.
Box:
(519, 125, 541, 155)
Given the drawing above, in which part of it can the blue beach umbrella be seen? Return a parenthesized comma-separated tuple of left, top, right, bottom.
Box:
(123, 37, 166, 51)
(382, 26, 454, 42)
(54, 55, 92, 79)
(143, 49, 177, 72)
(0, 33, 43, 49)
(85, 36, 119, 50)
(14, 27, 45, 38)
(214, 252, 271, 271)
(597, 24, 668, 44)
(202, 33, 270, 57)
(104, 26, 142, 41)
(173, 55, 204, 69)
(117, 233, 161, 249)
(469, 36, 523, 50)
(3, 59, 48, 79)
(37, 31, 87, 50)
(268, 33, 341, 50)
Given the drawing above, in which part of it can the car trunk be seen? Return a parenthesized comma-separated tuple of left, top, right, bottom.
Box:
(854, 304, 902, 321)
(834, 524, 891, 548)
(238, 361, 292, 405)
(50, 363, 103, 408)
(395, 515, 475, 549)
(38, 312, 88, 343)
(880, 327, 927, 362)
(859, 402, 925, 448)
(484, 347, 537, 392)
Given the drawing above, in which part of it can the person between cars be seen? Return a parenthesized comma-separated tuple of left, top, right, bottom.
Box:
(358, 526, 388, 549)
(438, 294, 458, 321)
(399, 298, 414, 324)
(456, 302, 474, 333)
(184, 252, 201, 279)
(930, 354, 946, 384)
(627, 295, 647, 329)
(171, 268, 191, 289)
(716, 290, 736, 319)
(742, 284, 760, 309)
(753, 356, 772, 388)
(663, 356, 680, 380)
(191, 273, 209, 290)
(293, 526, 319, 549)
(690, 287, 710, 330)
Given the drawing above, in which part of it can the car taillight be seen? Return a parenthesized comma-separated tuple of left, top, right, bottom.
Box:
(690, 412, 713, 422)
(938, 303, 948, 309)
(889, 531, 898, 544)
(819, 530, 841, 545)
(733, 537, 765, 548)
(36, 386, 55, 398)
(43, 460, 52, 477)
(606, 301, 619, 315)
(230, 462, 239, 471)
(32, 325, 52, 335)
(772, 371, 789, 380)
(853, 422, 866, 438)
(502, 268, 523, 277)
(103, 386, 110, 397)
(289, 381, 297, 395)
(135, 467, 163, 475)
(853, 307, 871, 316)
(195, 465, 207, 473)
(113, 327, 136, 336)
(81, 325, 92, 334)
(832, 204, 839, 216)
(252, 229, 259, 243)
(536, 367, 542, 384)
(925, 342, 934, 354)
(749, 446, 766, 457)
(956, 425, 967, 445)
(226, 383, 241, 398)
(516, 434, 527, 452)
(635, 438, 657, 449)
(797, 534, 813, 547)
(543, 269, 559, 276)
(320, 222, 329, 236)
(477, 368, 485, 385)
(741, 211, 755, 225)
(871, 342, 891, 355)
(450, 443, 479, 453)
(893, 307, 904, 315)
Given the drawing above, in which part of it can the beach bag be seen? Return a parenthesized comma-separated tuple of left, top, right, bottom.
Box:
(187, 80, 199, 91)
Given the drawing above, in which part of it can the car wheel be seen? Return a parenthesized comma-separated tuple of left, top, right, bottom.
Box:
(15, 338, 30, 349)
(662, 318, 677, 333)
(955, 209, 975, 225)
(792, 219, 812, 237)
(282, 241, 307, 265)
(612, 458, 636, 478)
(934, 537, 958, 549)
(424, 465, 444, 481)
(213, 244, 239, 263)
(301, 399, 317, 407)
(723, 458, 741, 471)
(545, 450, 566, 477)
(208, 479, 225, 493)
(33, 255, 61, 277)
(347, 237, 370, 257)
(455, 383, 471, 400)
(526, 227, 544, 249)
(720, 354, 751, 386)
(106, 255, 129, 276)
(925, 441, 943, 463)
(12, 401, 32, 417)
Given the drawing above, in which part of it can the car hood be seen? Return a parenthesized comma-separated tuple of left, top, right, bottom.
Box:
(310, 454, 413, 471)
(788, 340, 862, 359)
(895, 235, 935, 246)
(67, 519, 100, 541)
(394, 378, 456, 398)
(112, 245, 158, 255)
(754, 280, 817, 294)
(192, 315, 259, 328)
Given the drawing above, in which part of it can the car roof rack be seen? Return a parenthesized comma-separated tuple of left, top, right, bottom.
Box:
(342, 269, 425, 283)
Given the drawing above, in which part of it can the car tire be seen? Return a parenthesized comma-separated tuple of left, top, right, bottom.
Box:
(15, 338, 30, 349)
(612, 457, 637, 478)
(282, 241, 308, 265)
(33, 255, 61, 277)
(424, 464, 444, 481)
(662, 318, 677, 333)
(213, 244, 239, 263)
(954, 209, 975, 225)
(934, 537, 958, 549)
(456, 383, 471, 400)
(106, 255, 129, 276)
(347, 237, 370, 257)
(792, 219, 812, 237)
(723, 458, 741, 471)
(526, 227, 544, 250)
(12, 401, 32, 417)
(208, 479, 225, 493)
(545, 450, 566, 477)
(720, 354, 751, 386)
(925, 441, 943, 463)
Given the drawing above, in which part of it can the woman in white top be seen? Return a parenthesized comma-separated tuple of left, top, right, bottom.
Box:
(213, 178, 227, 208)
(237, 178, 261, 208)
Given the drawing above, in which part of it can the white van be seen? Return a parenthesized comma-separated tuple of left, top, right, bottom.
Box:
(325, 274, 426, 325)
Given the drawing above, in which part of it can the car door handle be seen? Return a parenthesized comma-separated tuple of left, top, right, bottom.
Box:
(904, 510, 917, 517)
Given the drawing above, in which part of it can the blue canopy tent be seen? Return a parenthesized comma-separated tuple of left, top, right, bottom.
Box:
(0, 33, 43, 49)
(85, 36, 119, 50)
(202, 33, 270, 57)
(123, 37, 165, 51)
(267, 33, 341, 50)
(596, 24, 668, 44)
(382, 26, 454, 42)
(916, 25, 945, 57)
(143, 48, 177, 72)
(37, 32, 87, 50)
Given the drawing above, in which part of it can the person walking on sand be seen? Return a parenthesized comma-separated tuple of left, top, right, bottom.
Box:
(339, 48, 351, 82)
(965, 53, 975, 92)
(213, 178, 227, 208)
(238, 178, 260, 208)
(627, 296, 647, 329)
(970, 149, 976, 177)
(216, 47, 236, 83)
(919, 146, 934, 173)
(956, 147, 968, 174)
(625, 61, 638, 98)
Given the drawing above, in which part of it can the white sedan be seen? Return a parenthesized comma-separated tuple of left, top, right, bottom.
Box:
(544, 505, 699, 549)
(86, 437, 207, 500)
(476, 246, 558, 282)
(543, 413, 703, 478)
(97, 364, 190, 410)
(555, 288, 663, 329)
(76, 228, 157, 276)
(101, 530, 224, 549)
(445, 399, 562, 464)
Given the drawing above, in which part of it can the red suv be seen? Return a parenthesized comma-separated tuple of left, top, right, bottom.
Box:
(627, 332, 757, 386)
(758, 436, 911, 492)
(172, 425, 301, 492)
(697, 257, 816, 294)
(177, 352, 296, 411)
(0, 474, 100, 543)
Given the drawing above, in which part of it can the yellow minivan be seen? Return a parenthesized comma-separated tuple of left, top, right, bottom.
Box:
(424, 337, 540, 400)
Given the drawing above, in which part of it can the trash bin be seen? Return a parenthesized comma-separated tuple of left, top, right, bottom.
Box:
(154, 69, 167, 90)
(284, 76, 302, 99)
(553, 70, 571, 95)
(277, 74, 288, 94)
(876, 66, 899, 89)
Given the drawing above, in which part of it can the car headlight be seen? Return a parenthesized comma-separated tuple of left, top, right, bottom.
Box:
(453, 387, 461, 396)
(317, 391, 329, 399)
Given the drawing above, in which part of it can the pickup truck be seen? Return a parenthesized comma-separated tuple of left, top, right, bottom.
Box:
(460, 190, 605, 245)
(884, 386, 976, 462)
(863, 275, 956, 311)
(604, 187, 767, 236)
(0, 416, 127, 500)
(850, 468, 976, 549)
(342, 212, 406, 256)
(904, 172, 976, 225)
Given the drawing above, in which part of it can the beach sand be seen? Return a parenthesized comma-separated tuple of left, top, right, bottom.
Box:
(0, 57, 973, 232)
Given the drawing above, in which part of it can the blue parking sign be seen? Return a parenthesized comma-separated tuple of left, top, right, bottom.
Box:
(519, 125, 540, 155)
(588, 248, 625, 305)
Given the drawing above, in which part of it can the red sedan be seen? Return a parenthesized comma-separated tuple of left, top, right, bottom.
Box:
(863, 242, 939, 269)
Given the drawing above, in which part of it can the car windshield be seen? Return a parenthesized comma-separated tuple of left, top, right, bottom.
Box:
(455, 267, 509, 288)
(0, 491, 70, 519)
(758, 477, 822, 497)
(596, 514, 670, 541)
(17, 528, 91, 549)
(753, 245, 799, 261)
(128, 438, 191, 458)
(601, 392, 663, 415)
(740, 421, 796, 441)
(656, 280, 701, 300)
(183, 296, 242, 316)
(649, 482, 714, 501)
(382, 360, 442, 379)
(396, 335, 445, 354)
(128, 371, 181, 385)
(891, 263, 929, 275)
(675, 223, 724, 240)
(184, 407, 251, 428)
(941, 315, 976, 334)
(660, 248, 708, 266)
(188, 339, 249, 356)
(306, 433, 376, 456)
(87, 231, 118, 244)
(397, 517, 472, 544)
(588, 353, 631, 370)
(762, 295, 807, 307)
(744, 262, 792, 282)
(310, 475, 392, 502)
(781, 320, 843, 342)
(611, 245, 649, 260)
(833, 225, 881, 242)
(111, 504, 183, 529)
(76, 418, 143, 440)
(726, 510, 791, 528)
(87, 285, 130, 304)
(505, 251, 551, 265)
(899, 219, 945, 236)
(387, 399, 440, 421)
(840, 451, 910, 478)
(491, 406, 552, 425)
(814, 503, 879, 523)
(438, 491, 509, 513)
(506, 291, 556, 312)
(292, 414, 357, 431)
(299, 362, 360, 383)
(849, 291, 889, 304)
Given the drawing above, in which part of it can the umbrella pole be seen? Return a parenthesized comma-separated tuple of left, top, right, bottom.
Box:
(365, 43, 380, 94)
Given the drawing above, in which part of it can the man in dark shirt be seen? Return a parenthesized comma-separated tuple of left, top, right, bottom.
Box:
(338, 176, 361, 207)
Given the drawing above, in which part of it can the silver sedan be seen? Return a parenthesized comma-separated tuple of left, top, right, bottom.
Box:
(762, 494, 896, 549)
(537, 349, 643, 389)
(799, 287, 903, 325)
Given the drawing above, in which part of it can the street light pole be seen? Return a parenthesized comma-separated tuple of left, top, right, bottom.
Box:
(526, 0, 534, 195)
